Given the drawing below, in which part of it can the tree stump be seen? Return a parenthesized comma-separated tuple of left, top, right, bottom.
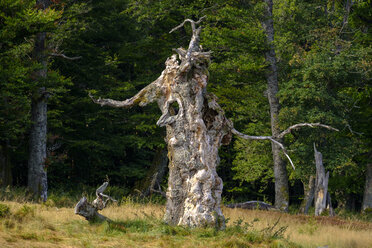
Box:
(314, 144, 334, 216)
(75, 182, 116, 222)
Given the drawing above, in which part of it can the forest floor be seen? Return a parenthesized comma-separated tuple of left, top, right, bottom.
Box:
(0, 200, 371, 248)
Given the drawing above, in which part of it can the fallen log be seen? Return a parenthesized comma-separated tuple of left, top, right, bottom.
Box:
(226, 201, 276, 211)
(75, 182, 117, 222)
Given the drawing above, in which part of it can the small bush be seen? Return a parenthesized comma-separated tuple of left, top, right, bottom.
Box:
(14, 205, 35, 220)
(0, 203, 10, 217)
(260, 217, 288, 240)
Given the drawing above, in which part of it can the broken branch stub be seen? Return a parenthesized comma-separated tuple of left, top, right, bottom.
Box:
(75, 182, 117, 222)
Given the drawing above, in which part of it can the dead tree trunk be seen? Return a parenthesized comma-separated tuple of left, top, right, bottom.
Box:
(261, 0, 289, 212)
(314, 144, 334, 216)
(299, 175, 316, 214)
(75, 182, 116, 222)
(28, 0, 51, 201)
(90, 18, 338, 228)
(91, 18, 232, 229)
(362, 152, 372, 212)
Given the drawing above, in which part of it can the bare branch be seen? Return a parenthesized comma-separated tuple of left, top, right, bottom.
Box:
(50, 53, 82, 60)
(278, 123, 339, 138)
(169, 16, 206, 34)
(89, 75, 164, 108)
(231, 128, 295, 170)
(345, 123, 363, 136)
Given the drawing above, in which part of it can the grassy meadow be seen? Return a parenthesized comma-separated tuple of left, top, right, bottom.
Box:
(0, 199, 371, 248)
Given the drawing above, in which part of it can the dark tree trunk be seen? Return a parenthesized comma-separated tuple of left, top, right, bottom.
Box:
(299, 176, 315, 214)
(28, 0, 50, 201)
(135, 147, 168, 197)
(362, 153, 372, 212)
(262, 0, 289, 211)
(0, 143, 12, 187)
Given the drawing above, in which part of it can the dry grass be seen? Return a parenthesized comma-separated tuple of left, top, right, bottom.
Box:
(0, 200, 371, 248)
(223, 207, 372, 248)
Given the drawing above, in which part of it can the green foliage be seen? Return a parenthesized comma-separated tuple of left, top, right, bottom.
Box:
(0, 0, 371, 211)
(14, 205, 35, 220)
(0, 203, 10, 218)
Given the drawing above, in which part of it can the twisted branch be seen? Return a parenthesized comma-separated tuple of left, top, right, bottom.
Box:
(88, 75, 164, 108)
(232, 123, 338, 170)
(278, 123, 339, 138)
(232, 128, 295, 170)
(50, 53, 82, 60)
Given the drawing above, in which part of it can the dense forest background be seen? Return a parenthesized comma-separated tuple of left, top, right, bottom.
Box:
(0, 0, 371, 212)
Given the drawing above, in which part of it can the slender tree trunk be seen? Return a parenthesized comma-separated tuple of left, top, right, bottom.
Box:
(262, 0, 289, 211)
(28, 0, 50, 201)
(299, 176, 315, 214)
(0, 142, 12, 187)
(362, 153, 372, 212)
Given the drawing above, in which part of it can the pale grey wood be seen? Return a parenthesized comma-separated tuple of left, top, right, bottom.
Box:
(90, 19, 231, 229)
(314, 144, 333, 216)
(75, 182, 116, 222)
(90, 18, 338, 227)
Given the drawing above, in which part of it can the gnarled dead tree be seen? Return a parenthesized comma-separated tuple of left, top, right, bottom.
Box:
(75, 182, 117, 222)
(314, 144, 334, 216)
(90, 18, 337, 228)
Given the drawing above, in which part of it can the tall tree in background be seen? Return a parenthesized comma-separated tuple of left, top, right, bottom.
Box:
(261, 0, 288, 211)
(27, 0, 51, 201)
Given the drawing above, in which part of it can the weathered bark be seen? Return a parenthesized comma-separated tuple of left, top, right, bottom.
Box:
(90, 18, 339, 228)
(27, 0, 51, 201)
(91, 18, 231, 229)
(362, 153, 372, 212)
(261, 0, 289, 212)
(75, 182, 116, 222)
(299, 175, 316, 214)
(314, 144, 333, 216)
(0, 143, 12, 187)
(226, 201, 276, 211)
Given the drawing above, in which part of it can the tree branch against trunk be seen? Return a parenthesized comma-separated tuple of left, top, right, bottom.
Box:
(299, 175, 316, 214)
(90, 18, 338, 228)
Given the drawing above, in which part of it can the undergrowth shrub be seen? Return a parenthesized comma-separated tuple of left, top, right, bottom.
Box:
(260, 217, 288, 240)
(14, 205, 35, 221)
(0, 203, 10, 217)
